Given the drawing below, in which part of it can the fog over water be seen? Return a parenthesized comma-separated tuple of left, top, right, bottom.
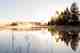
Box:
(0, 31, 80, 53)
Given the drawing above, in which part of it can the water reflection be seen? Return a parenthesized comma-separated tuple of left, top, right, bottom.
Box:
(0, 30, 80, 53)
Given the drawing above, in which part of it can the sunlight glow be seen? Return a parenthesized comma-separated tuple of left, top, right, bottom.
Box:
(52, 32, 60, 48)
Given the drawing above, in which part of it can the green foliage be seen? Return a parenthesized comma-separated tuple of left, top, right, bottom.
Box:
(48, 25, 57, 35)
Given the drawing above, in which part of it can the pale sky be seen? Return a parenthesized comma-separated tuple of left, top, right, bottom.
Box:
(0, 0, 80, 21)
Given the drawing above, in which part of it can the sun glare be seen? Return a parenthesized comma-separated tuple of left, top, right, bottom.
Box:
(51, 32, 60, 48)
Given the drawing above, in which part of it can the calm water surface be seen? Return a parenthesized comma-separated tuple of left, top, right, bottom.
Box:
(0, 30, 80, 53)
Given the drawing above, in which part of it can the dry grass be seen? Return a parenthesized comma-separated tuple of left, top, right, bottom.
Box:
(0, 20, 48, 31)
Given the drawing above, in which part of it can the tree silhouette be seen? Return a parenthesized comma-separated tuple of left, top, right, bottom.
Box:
(48, 2, 80, 51)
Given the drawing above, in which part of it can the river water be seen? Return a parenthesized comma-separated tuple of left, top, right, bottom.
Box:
(0, 30, 80, 53)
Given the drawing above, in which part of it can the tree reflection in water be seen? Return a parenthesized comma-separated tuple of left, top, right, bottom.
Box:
(48, 2, 80, 51)
(50, 30, 80, 51)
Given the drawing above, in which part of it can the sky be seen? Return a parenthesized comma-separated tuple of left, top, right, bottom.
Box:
(0, 0, 16, 20)
(0, 0, 80, 21)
